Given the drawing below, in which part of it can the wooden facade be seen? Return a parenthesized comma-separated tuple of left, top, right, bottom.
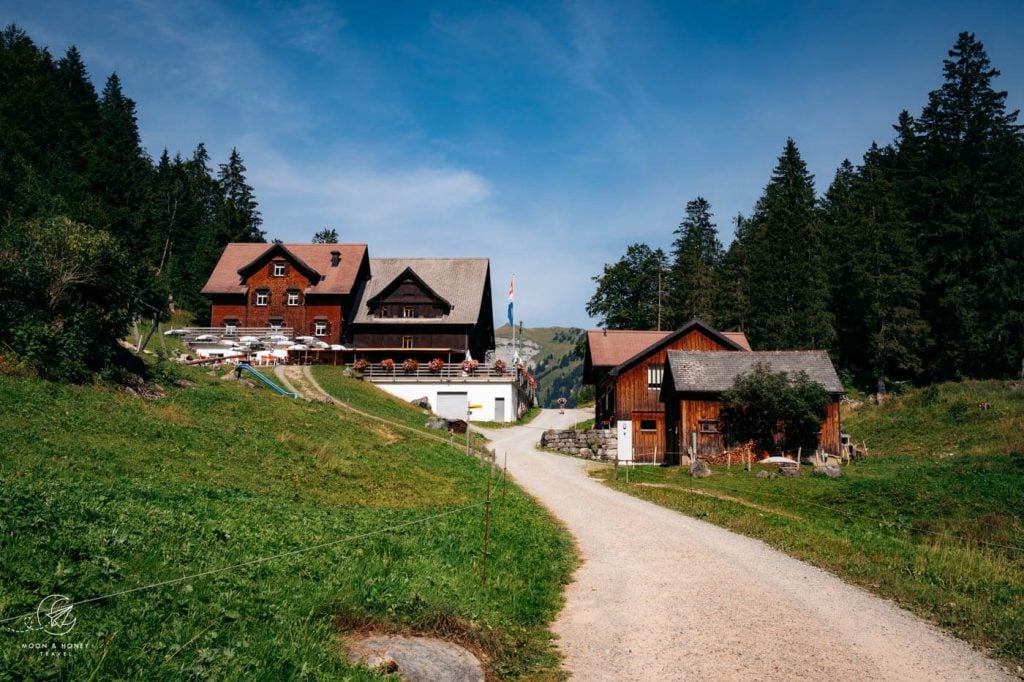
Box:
(589, 321, 749, 461)
(660, 349, 844, 464)
(663, 395, 841, 463)
(203, 243, 370, 346)
(349, 257, 495, 362)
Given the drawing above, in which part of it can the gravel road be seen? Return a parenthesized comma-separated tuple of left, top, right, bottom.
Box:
(478, 409, 1013, 681)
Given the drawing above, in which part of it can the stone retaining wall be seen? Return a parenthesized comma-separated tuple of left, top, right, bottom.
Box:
(540, 429, 617, 461)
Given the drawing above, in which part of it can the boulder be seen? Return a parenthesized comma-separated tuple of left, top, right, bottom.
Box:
(425, 417, 448, 430)
(690, 460, 711, 478)
(777, 465, 801, 478)
(409, 396, 431, 409)
(755, 470, 772, 479)
(813, 463, 843, 478)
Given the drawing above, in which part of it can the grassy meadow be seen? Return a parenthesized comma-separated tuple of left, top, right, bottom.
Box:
(0, 366, 575, 679)
(593, 380, 1024, 667)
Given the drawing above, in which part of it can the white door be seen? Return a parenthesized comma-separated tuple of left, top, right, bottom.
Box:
(494, 397, 505, 422)
(437, 392, 468, 420)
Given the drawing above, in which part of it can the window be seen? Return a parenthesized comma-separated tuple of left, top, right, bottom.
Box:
(272, 261, 286, 277)
(402, 336, 414, 349)
(378, 305, 390, 318)
(699, 419, 719, 434)
(255, 290, 269, 306)
(640, 419, 657, 432)
(403, 306, 415, 318)
(647, 364, 664, 390)
(313, 320, 328, 337)
(287, 291, 300, 306)
(223, 318, 238, 334)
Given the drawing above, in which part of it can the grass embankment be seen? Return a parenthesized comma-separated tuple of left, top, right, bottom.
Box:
(0, 367, 574, 679)
(593, 380, 1024, 666)
(309, 367, 491, 450)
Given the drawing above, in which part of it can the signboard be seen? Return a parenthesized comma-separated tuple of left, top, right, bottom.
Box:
(617, 420, 633, 462)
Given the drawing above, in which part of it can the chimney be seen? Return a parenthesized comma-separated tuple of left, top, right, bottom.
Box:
(330, 250, 341, 267)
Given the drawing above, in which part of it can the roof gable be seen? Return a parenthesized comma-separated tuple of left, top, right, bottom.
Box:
(663, 350, 844, 396)
(201, 243, 369, 296)
(352, 258, 491, 326)
(237, 242, 321, 283)
(366, 266, 452, 313)
(608, 318, 748, 378)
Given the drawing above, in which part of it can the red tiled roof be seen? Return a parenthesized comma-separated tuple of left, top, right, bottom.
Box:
(587, 330, 670, 368)
(722, 331, 752, 351)
(200, 243, 368, 295)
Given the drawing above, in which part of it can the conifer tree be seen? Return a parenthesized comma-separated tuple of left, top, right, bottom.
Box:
(217, 147, 264, 243)
(912, 32, 1024, 379)
(667, 197, 722, 326)
(90, 72, 151, 244)
(713, 214, 752, 334)
(744, 139, 834, 351)
(839, 145, 929, 392)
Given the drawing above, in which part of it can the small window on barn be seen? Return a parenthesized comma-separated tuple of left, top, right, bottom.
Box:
(402, 336, 414, 349)
(699, 419, 719, 434)
(269, 317, 284, 331)
(640, 419, 657, 432)
(223, 318, 239, 334)
(313, 320, 328, 337)
(647, 364, 664, 390)
(403, 305, 415, 318)
(272, 261, 287, 277)
(286, 290, 300, 306)
(255, 289, 269, 306)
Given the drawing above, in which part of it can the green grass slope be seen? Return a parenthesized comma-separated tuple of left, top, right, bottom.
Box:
(496, 325, 583, 408)
(0, 367, 574, 680)
(592, 380, 1024, 667)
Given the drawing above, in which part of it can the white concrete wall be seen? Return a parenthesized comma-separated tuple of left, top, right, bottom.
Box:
(372, 381, 519, 422)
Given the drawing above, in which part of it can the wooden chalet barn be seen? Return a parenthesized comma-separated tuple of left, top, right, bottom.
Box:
(660, 350, 844, 464)
(201, 242, 371, 345)
(349, 258, 496, 362)
(582, 319, 750, 462)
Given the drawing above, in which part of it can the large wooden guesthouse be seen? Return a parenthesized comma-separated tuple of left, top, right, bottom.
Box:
(201, 242, 370, 345)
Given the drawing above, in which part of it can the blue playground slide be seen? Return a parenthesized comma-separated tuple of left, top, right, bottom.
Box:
(235, 364, 298, 399)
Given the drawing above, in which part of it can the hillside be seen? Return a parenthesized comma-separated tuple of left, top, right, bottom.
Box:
(0, 367, 574, 679)
(495, 325, 584, 408)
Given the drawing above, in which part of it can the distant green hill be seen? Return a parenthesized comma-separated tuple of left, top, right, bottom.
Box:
(496, 325, 584, 408)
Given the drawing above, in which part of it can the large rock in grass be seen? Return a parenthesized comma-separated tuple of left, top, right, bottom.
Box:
(813, 463, 843, 478)
(348, 635, 484, 681)
(425, 417, 447, 430)
(690, 460, 711, 478)
(777, 466, 801, 478)
(756, 470, 772, 479)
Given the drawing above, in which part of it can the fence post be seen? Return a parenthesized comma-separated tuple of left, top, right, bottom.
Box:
(482, 476, 492, 583)
(614, 457, 619, 481)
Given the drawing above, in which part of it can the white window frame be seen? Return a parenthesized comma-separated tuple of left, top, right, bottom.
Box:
(647, 364, 664, 391)
(255, 290, 269, 306)
(272, 262, 286, 277)
(313, 321, 328, 337)
(287, 291, 300, 306)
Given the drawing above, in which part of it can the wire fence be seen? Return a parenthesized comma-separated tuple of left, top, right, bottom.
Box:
(0, 499, 494, 628)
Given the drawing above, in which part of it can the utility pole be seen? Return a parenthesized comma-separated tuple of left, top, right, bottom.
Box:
(656, 265, 664, 331)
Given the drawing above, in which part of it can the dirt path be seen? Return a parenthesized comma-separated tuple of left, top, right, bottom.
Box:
(478, 410, 1012, 681)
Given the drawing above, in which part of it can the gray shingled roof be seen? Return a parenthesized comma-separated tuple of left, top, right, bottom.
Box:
(665, 350, 844, 394)
(353, 258, 491, 325)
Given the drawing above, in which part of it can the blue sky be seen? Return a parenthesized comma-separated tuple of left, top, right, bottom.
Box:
(9, 1, 1024, 327)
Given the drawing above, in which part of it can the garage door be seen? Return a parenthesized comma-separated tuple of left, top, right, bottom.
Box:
(436, 392, 468, 420)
